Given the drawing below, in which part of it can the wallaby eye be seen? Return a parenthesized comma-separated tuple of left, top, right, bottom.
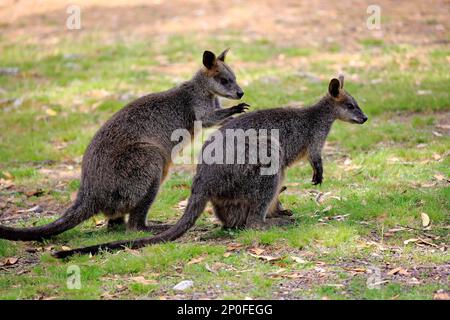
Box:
(220, 78, 229, 85)
(346, 103, 355, 110)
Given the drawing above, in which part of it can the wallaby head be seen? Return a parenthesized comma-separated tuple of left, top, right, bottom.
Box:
(327, 75, 368, 124)
(201, 48, 244, 100)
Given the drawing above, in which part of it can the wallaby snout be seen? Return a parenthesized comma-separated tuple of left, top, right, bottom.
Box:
(351, 110, 368, 124)
(236, 89, 244, 99)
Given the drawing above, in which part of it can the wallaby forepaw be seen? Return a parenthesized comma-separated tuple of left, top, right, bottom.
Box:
(312, 174, 323, 185)
(278, 209, 293, 217)
(232, 103, 250, 114)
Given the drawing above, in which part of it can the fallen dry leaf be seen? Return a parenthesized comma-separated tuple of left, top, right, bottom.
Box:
(346, 267, 367, 273)
(332, 214, 350, 221)
(417, 237, 438, 247)
(100, 292, 115, 299)
(404, 238, 419, 245)
(420, 212, 431, 228)
(205, 263, 218, 274)
(226, 243, 244, 251)
(131, 276, 157, 285)
(187, 256, 206, 265)
(1, 257, 19, 266)
(384, 227, 405, 237)
(290, 256, 307, 264)
(24, 189, 44, 197)
(387, 267, 409, 276)
(248, 247, 265, 256)
(283, 272, 303, 279)
(176, 199, 188, 211)
(92, 216, 105, 227)
(268, 269, 303, 279)
(248, 253, 281, 262)
(2, 171, 13, 179)
(173, 280, 193, 291)
(0, 178, 14, 190)
(433, 290, 450, 300)
(45, 108, 58, 116)
(16, 205, 43, 214)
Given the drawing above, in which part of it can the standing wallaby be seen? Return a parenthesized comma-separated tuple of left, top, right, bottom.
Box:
(54, 75, 368, 258)
(1, 49, 248, 241)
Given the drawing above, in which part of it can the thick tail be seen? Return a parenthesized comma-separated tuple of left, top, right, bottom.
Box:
(53, 193, 208, 259)
(0, 201, 92, 241)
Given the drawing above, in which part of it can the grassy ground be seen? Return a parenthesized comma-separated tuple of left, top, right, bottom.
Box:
(0, 1, 449, 300)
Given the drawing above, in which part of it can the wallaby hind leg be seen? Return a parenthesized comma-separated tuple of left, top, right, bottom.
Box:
(266, 186, 293, 218)
(246, 189, 294, 229)
(127, 181, 173, 232)
(212, 200, 250, 229)
(107, 216, 126, 231)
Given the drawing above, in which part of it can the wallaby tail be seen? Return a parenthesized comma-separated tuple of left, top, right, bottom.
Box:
(53, 193, 208, 259)
(0, 201, 92, 241)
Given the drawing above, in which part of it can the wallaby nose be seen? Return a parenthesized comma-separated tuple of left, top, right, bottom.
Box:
(362, 115, 368, 123)
(237, 91, 244, 99)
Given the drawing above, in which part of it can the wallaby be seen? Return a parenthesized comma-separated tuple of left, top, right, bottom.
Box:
(54, 75, 368, 258)
(1, 49, 248, 241)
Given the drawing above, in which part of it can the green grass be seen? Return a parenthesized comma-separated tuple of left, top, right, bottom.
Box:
(0, 34, 449, 300)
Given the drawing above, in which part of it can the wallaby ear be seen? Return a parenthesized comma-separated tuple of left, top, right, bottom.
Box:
(203, 50, 216, 70)
(217, 48, 230, 62)
(328, 78, 340, 98)
(338, 74, 344, 89)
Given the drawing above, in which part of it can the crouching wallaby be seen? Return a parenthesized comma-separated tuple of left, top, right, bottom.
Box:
(54, 75, 368, 258)
(1, 49, 248, 241)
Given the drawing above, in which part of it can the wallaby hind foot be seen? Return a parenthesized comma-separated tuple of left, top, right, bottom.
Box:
(270, 208, 293, 217)
(107, 217, 126, 231)
(246, 216, 295, 230)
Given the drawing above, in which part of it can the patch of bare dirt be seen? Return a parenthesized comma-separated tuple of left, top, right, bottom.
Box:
(0, 0, 448, 49)
(0, 162, 78, 222)
(0, 190, 66, 224)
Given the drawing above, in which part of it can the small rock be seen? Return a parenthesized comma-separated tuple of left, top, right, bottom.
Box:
(173, 280, 193, 291)
(65, 62, 81, 70)
(416, 90, 432, 95)
(0, 67, 20, 75)
(63, 53, 82, 60)
(13, 98, 23, 108)
(370, 78, 383, 84)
